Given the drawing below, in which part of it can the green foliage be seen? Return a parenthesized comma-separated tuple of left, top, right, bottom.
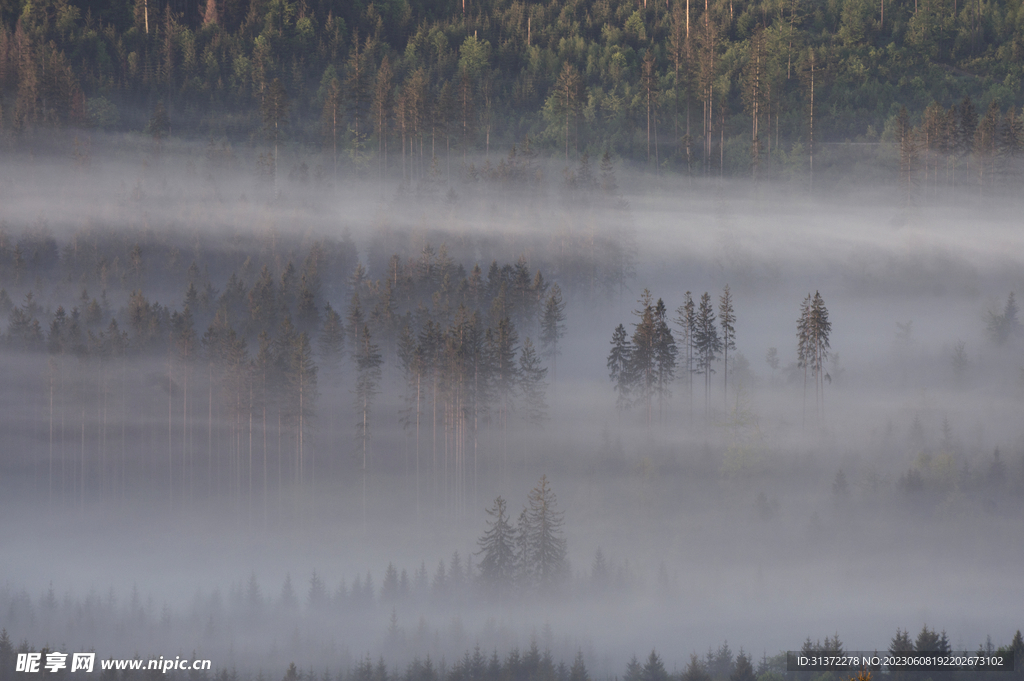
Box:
(1, 0, 1022, 173)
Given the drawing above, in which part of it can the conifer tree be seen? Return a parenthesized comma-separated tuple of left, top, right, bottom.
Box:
(553, 61, 582, 164)
(797, 293, 813, 426)
(354, 325, 382, 475)
(987, 292, 1019, 345)
(693, 292, 721, 419)
(643, 651, 669, 681)
(730, 650, 756, 681)
(675, 292, 696, 423)
(630, 290, 659, 427)
(486, 317, 519, 477)
(608, 323, 633, 412)
(285, 331, 317, 494)
(653, 298, 677, 424)
(398, 323, 426, 515)
(354, 324, 382, 526)
(261, 78, 289, 184)
(809, 291, 831, 423)
(318, 303, 345, 372)
(569, 652, 590, 681)
(322, 76, 343, 180)
(539, 284, 566, 380)
(681, 654, 711, 681)
(518, 338, 548, 426)
(896, 106, 918, 203)
(253, 331, 274, 524)
(476, 495, 516, 599)
(373, 55, 394, 186)
(624, 656, 643, 681)
(520, 475, 567, 590)
(718, 285, 735, 407)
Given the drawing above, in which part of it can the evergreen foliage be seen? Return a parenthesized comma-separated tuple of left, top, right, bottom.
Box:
(3, 0, 1024, 177)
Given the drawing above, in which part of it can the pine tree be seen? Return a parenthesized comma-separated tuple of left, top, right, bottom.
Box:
(381, 563, 399, 604)
(486, 317, 519, 478)
(539, 284, 566, 380)
(373, 55, 394, 186)
(675, 292, 696, 423)
(890, 628, 914, 654)
(975, 100, 1000, 189)
(642, 651, 669, 681)
(0, 628, 14, 680)
(608, 323, 633, 412)
(894, 106, 918, 205)
(521, 475, 567, 590)
(285, 331, 317, 494)
(653, 298, 677, 424)
(518, 338, 548, 426)
(915, 625, 941, 652)
(476, 496, 516, 599)
(624, 656, 643, 681)
(253, 331, 274, 525)
(354, 324, 382, 525)
(553, 62, 582, 164)
(261, 78, 289, 184)
(681, 654, 711, 681)
(569, 652, 590, 681)
(797, 293, 813, 427)
(171, 305, 197, 503)
(246, 266, 275, 338)
(730, 650, 755, 681)
(809, 291, 831, 423)
(693, 292, 721, 419)
(322, 76, 343, 180)
(718, 285, 735, 407)
(630, 289, 659, 427)
(987, 292, 1020, 345)
(319, 303, 345, 372)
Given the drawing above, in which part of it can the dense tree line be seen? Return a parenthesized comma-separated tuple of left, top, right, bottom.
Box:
(0, 225, 572, 518)
(1, 618, 1021, 681)
(3, 0, 1024, 181)
(610, 287, 832, 425)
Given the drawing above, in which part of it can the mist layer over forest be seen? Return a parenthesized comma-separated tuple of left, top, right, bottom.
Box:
(0, 140, 1023, 680)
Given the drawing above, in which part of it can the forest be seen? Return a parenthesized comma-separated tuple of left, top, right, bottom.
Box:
(2, 0, 1024, 183)
(0, 150, 1023, 677)
(2, 0, 1024, 678)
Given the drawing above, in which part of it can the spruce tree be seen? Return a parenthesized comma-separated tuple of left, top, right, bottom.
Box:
(718, 285, 735, 407)
(608, 323, 633, 412)
(642, 651, 669, 681)
(681, 654, 711, 681)
(476, 496, 516, 599)
(518, 338, 548, 426)
(693, 292, 721, 419)
(653, 298, 677, 425)
(354, 325, 382, 525)
(285, 331, 318, 493)
(318, 303, 345, 371)
(521, 475, 567, 590)
(629, 289, 659, 427)
(809, 291, 831, 423)
(486, 317, 519, 477)
(797, 294, 813, 427)
(261, 78, 289, 184)
(675, 292, 696, 423)
(539, 284, 566, 380)
(729, 650, 755, 681)
(569, 652, 589, 681)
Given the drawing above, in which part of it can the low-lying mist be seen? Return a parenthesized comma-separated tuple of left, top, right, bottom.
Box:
(1, 138, 1022, 679)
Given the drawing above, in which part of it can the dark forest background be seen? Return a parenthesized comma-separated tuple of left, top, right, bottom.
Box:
(2, 0, 1024, 184)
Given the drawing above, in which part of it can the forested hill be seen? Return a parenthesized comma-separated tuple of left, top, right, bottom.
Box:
(1, 0, 1023, 178)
